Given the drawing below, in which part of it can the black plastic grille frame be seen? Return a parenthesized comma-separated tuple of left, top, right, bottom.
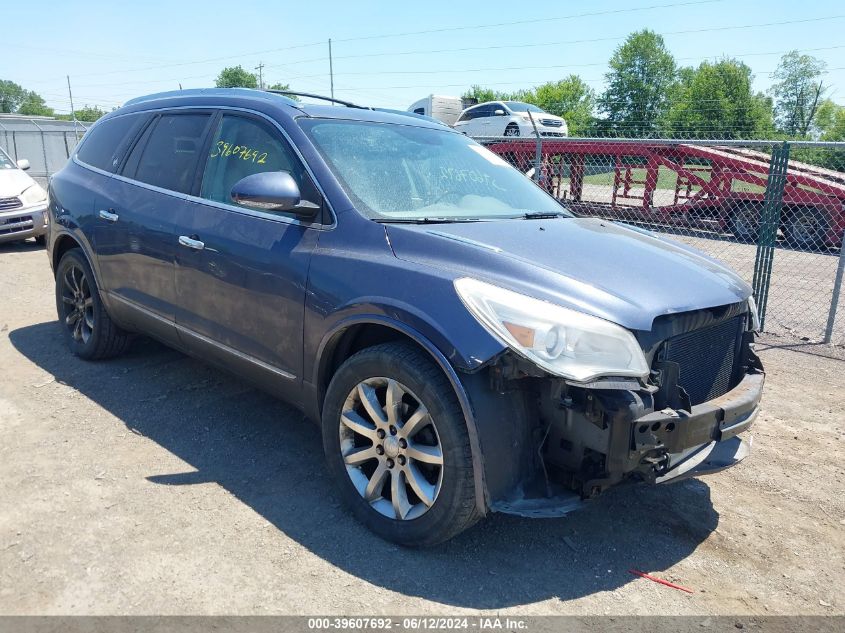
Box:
(660, 316, 744, 406)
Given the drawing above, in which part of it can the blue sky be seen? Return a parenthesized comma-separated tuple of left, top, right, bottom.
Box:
(3, 0, 843, 113)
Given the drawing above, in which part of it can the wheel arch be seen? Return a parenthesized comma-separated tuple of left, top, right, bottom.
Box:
(52, 233, 84, 275)
(52, 232, 100, 286)
(315, 316, 490, 515)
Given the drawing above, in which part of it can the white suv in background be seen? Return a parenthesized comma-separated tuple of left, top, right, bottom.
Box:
(0, 146, 48, 245)
(453, 101, 568, 138)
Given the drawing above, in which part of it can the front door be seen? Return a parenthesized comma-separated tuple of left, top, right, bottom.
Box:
(174, 112, 323, 401)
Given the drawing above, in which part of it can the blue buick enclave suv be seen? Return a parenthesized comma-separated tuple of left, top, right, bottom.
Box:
(46, 88, 764, 545)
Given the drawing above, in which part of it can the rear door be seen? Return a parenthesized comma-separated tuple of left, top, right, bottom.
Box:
(473, 104, 494, 136)
(95, 111, 214, 339)
(174, 111, 323, 396)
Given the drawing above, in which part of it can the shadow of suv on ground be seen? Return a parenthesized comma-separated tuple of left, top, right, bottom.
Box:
(10, 321, 719, 608)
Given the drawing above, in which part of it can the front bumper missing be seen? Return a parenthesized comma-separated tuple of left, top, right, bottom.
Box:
(487, 369, 763, 518)
(655, 435, 751, 484)
(635, 372, 762, 455)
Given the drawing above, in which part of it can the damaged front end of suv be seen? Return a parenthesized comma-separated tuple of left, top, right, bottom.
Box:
(455, 279, 764, 518)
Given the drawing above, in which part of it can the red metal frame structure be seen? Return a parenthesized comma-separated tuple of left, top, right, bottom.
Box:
(487, 139, 845, 248)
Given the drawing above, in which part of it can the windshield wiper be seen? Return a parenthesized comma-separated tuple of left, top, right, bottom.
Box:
(374, 217, 481, 224)
(522, 211, 567, 219)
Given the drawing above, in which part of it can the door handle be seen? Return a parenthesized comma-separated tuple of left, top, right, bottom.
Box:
(98, 209, 119, 223)
(178, 235, 205, 250)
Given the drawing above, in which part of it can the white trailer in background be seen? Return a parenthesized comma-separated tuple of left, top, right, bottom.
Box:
(407, 95, 464, 126)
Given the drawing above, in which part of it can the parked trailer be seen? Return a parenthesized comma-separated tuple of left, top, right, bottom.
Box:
(407, 95, 465, 126)
(485, 139, 845, 249)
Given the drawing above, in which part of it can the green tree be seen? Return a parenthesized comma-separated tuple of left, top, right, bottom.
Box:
(215, 65, 258, 89)
(814, 99, 845, 141)
(0, 80, 27, 113)
(461, 85, 510, 104)
(771, 51, 827, 137)
(528, 76, 595, 135)
(598, 30, 676, 136)
(73, 105, 106, 122)
(267, 82, 299, 100)
(663, 59, 773, 138)
(17, 91, 54, 117)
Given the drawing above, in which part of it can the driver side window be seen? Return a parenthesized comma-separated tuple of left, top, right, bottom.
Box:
(200, 114, 313, 212)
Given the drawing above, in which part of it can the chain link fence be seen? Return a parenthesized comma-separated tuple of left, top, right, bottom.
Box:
(474, 135, 845, 352)
(3, 126, 843, 352)
(0, 121, 88, 188)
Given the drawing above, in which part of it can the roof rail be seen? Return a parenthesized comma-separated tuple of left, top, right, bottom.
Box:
(263, 90, 369, 109)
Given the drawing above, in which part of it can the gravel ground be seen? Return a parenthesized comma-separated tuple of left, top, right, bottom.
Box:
(1, 240, 843, 616)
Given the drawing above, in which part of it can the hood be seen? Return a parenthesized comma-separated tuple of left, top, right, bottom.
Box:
(517, 111, 562, 121)
(386, 217, 751, 332)
(0, 168, 37, 198)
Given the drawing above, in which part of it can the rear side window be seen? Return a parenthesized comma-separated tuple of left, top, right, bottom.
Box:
(76, 114, 147, 172)
(124, 113, 211, 194)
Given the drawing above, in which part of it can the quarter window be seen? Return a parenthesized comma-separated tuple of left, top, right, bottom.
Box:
(76, 113, 147, 173)
(458, 108, 477, 122)
(124, 113, 211, 194)
(199, 115, 314, 212)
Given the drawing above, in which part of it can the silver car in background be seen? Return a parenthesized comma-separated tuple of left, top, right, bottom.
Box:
(0, 146, 48, 245)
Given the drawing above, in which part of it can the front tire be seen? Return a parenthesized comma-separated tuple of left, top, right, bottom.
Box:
(728, 203, 760, 244)
(322, 342, 480, 546)
(55, 248, 131, 360)
(504, 123, 520, 137)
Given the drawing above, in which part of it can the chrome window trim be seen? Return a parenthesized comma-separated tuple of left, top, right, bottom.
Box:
(73, 104, 336, 230)
(107, 292, 297, 381)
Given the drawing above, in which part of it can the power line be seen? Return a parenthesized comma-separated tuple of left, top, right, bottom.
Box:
(22, 40, 329, 86)
(338, 67, 845, 92)
(23, 0, 720, 87)
(330, 0, 722, 43)
(318, 14, 845, 65)
(285, 45, 845, 80)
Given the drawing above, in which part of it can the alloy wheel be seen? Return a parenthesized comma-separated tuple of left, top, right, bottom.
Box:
(60, 264, 94, 344)
(339, 377, 443, 521)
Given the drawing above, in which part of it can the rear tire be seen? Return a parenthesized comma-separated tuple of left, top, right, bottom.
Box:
(55, 248, 132, 360)
(783, 207, 828, 250)
(322, 342, 480, 546)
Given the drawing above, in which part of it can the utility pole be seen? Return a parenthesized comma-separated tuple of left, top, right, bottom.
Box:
(255, 62, 265, 90)
(328, 39, 334, 101)
(66, 75, 80, 140)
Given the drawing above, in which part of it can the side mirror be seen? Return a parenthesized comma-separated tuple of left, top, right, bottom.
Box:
(493, 109, 506, 116)
(230, 171, 315, 216)
(16, 159, 30, 171)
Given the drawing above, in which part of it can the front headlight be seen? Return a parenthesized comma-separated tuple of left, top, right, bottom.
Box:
(747, 296, 761, 332)
(20, 184, 47, 207)
(454, 278, 649, 382)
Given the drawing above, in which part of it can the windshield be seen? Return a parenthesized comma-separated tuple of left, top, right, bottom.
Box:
(504, 102, 546, 114)
(0, 148, 15, 170)
(300, 119, 570, 221)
